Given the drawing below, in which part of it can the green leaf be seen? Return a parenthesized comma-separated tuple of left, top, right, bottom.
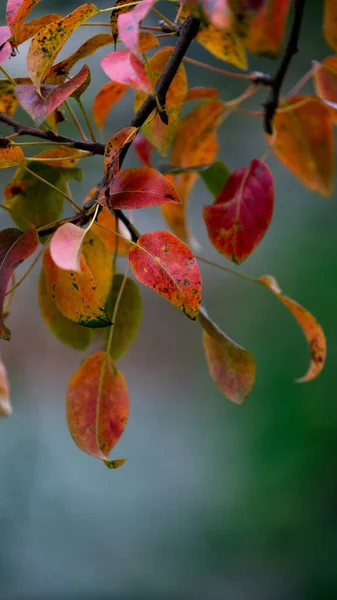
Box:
(105, 274, 142, 360)
(199, 161, 230, 196)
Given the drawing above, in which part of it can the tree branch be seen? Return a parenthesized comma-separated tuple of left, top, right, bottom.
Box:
(260, 0, 307, 134)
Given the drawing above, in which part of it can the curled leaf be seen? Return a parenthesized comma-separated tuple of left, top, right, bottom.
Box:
(118, 0, 155, 58)
(128, 230, 202, 320)
(47, 34, 113, 84)
(313, 57, 337, 120)
(259, 275, 326, 382)
(104, 126, 138, 185)
(199, 306, 255, 404)
(101, 50, 152, 93)
(66, 351, 129, 459)
(0, 356, 11, 416)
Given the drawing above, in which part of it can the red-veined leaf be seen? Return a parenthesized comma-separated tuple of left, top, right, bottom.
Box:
(0, 226, 38, 340)
(118, 0, 155, 58)
(313, 57, 337, 121)
(39, 268, 93, 350)
(0, 144, 24, 169)
(260, 275, 326, 382)
(101, 50, 152, 93)
(103, 167, 181, 210)
(324, 0, 337, 51)
(203, 159, 274, 264)
(27, 3, 98, 93)
(133, 132, 154, 167)
(199, 306, 255, 404)
(104, 126, 138, 185)
(128, 230, 202, 320)
(92, 81, 127, 131)
(134, 47, 188, 155)
(105, 274, 142, 360)
(244, 0, 291, 56)
(66, 351, 129, 459)
(271, 95, 334, 197)
(15, 65, 90, 126)
(0, 355, 11, 416)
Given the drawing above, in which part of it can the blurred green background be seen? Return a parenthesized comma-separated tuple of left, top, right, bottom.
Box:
(1, 1, 337, 598)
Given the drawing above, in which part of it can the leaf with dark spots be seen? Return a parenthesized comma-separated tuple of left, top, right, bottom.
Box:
(128, 230, 202, 320)
(0, 226, 39, 340)
(118, 0, 156, 58)
(103, 127, 137, 186)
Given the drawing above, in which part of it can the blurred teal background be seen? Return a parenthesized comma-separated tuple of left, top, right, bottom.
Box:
(0, 1, 337, 598)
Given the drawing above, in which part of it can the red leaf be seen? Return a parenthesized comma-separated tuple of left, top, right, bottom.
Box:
(118, 0, 155, 58)
(0, 226, 38, 340)
(103, 167, 181, 210)
(199, 306, 256, 404)
(15, 65, 90, 126)
(245, 0, 291, 56)
(66, 351, 129, 459)
(104, 126, 138, 185)
(101, 50, 151, 93)
(203, 159, 274, 264)
(134, 132, 154, 167)
(313, 57, 337, 119)
(128, 230, 202, 320)
(202, 0, 232, 30)
(324, 0, 337, 51)
(0, 355, 11, 416)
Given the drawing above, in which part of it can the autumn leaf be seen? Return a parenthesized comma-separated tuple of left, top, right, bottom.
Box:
(27, 3, 98, 93)
(0, 81, 18, 117)
(103, 167, 182, 210)
(66, 351, 129, 459)
(244, 0, 291, 56)
(133, 132, 154, 167)
(105, 274, 142, 360)
(203, 159, 274, 264)
(185, 87, 219, 101)
(92, 81, 127, 131)
(118, 0, 155, 58)
(92, 207, 132, 255)
(39, 268, 93, 350)
(199, 161, 230, 196)
(202, 0, 232, 30)
(0, 227, 39, 340)
(313, 57, 337, 121)
(6, 0, 42, 43)
(101, 50, 152, 93)
(260, 275, 326, 382)
(50, 223, 84, 272)
(0, 355, 11, 416)
(0, 144, 25, 169)
(32, 146, 85, 169)
(0, 25, 11, 65)
(104, 126, 138, 185)
(199, 306, 256, 404)
(271, 95, 334, 197)
(128, 230, 202, 320)
(134, 47, 188, 155)
(110, 0, 135, 48)
(15, 14, 61, 46)
(324, 0, 337, 51)
(15, 65, 90, 125)
(197, 24, 247, 69)
(138, 31, 159, 53)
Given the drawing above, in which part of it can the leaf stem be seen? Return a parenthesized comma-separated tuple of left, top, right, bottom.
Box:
(195, 255, 259, 285)
(99, 2, 142, 13)
(183, 56, 257, 80)
(64, 100, 88, 142)
(76, 97, 98, 143)
(151, 7, 175, 29)
(5, 242, 47, 296)
(22, 165, 83, 213)
(0, 65, 16, 86)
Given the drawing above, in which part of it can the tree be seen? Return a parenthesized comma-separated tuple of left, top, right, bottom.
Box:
(0, 0, 333, 466)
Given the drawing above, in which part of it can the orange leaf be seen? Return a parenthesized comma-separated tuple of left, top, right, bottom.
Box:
(92, 207, 132, 255)
(27, 3, 98, 93)
(0, 144, 25, 169)
(66, 351, 129, 459)
(128, 230, 202, 320)
(0, 355, 11, 416)
(185, 87, 219, 101)
(138, 32, 159, 53)
(16, 14, 61, 46)
(104, 126, 138, 185)
(32, 146, 84, 168)
(101, 50, 152, 93)
(324, 0, 337, 51)
(0, 81, 19, 117)
(0, 227, 39, 340)
(260, 275, 326, 382)
(271, 95, 334, 197)
(245, 0, 291, 56)
(313, 57, 337, 122)
(199, 306, 255, 404)
(6, 0, 42, 43)
(92, 81, 127, 131)
(134, 47, 188, 155)
(197, 24, 247, 69)
(203, 159, 274, 264)
(201, 0, 232, 30)
(104, 167, 181, 210)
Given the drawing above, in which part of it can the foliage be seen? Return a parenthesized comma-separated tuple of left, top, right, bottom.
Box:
(0, 0, 332, 467)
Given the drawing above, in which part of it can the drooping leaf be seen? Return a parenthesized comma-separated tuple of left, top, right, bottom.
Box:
(50, 223, 84, 272)
(203, 159, 274, 264)
(82, 229, 114, 303)
(5, 162, 80, 232)
(39, 268, 93, 350)
(31, 146, 85, 168)
(259, 275, 326, 382)
(104, 126, 138, 185)
(244, 0, 291, 56)
(185, 87, 219, 101)
(43, 246, 112, 328)
(103, 167, 181, 210)
(199, 306, 255, 404)
(0, 41, 11, 66)
(0, 355, 11, 416)
(202, 0, 232, 30)
(0, 227, 38, 340)
(66, 351, 129, 459)
(134, 47, 188, 155)
(313, 57, 337, 121)
(138, 31, 159, 53)
(118, 0, 155, 58)
(324, 0, 337, 52)
(105, 274, 142, 360)
(133, 132, 154, 167)
(196, 24, 247, 68)
(15, 14, 61, 46)
(199, 160, 230, 196)
(0, 144, 25, 169)
(110, 0, 135, 48)
(15, 65, 90, 126)
(92, 81, 127, 131)
(6, 0, 41, 42)
(0, 25, 11, 46)
(0, 81, 19, 117)
(271, 95, 334, 197)
(27, 3, 98, 93)
(128, 230, 202, 320)
(101, 50, 152, 93)
(47, 34, 113, 84)
(92, 207, 132, 255)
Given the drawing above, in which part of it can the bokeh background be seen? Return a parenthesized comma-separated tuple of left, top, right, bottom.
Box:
(0, 1, 336, 598)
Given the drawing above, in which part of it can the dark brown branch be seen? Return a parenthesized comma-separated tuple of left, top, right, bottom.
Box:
(260, 0, 307, 134)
